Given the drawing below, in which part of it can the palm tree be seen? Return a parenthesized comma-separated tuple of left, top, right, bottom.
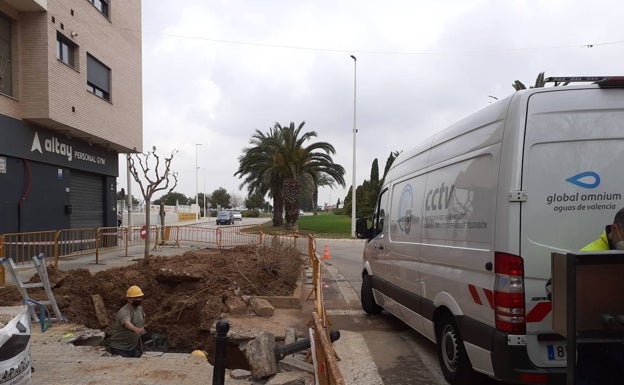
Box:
(235, 126, 285, 226)
(301, 172, 336, 215)
(267, 122, 345, 230)
(236, 121, 345, 230)
(312, 173, 336, 215)
(512, 72, 545, 91)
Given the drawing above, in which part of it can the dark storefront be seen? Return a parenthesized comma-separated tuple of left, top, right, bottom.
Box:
(0, 115, 118, 234)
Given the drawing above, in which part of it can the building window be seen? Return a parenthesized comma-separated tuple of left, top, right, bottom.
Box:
(56, 32, 77, 68)
(88, 0, 109, 18)
(87, 53, 110, 101)
(0, 13, 12, 96)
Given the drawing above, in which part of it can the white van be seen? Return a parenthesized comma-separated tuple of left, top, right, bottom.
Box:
(356, 77, 624, 385)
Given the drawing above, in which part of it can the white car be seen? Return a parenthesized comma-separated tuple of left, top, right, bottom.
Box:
(232, 211, 242, 221)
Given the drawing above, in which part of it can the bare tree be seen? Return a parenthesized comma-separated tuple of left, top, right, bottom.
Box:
(230, 192, 243, 210)
(128, 146, 178, 258)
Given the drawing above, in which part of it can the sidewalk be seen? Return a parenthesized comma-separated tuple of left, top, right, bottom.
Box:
(31, 323, 250, 385)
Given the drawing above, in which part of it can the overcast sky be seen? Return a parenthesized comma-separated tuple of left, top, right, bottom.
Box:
(118, 0, 623, 209)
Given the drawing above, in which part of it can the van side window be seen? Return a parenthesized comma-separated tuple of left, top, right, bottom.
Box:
(373, 188, 389, 236)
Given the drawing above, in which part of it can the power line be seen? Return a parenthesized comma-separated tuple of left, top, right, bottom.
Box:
(144, 30, 624, 55)
(107, 22, 624, 55)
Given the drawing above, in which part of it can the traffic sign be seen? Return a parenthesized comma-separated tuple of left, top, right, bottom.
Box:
(140, 225, 147, 240)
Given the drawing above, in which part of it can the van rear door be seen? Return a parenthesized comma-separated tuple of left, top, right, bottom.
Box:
(520, 85, 624, 368)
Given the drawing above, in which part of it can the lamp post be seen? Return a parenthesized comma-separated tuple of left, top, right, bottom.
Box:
(203, 168, 207, 219)
(195, 143, 202, 220)
(350, 54, 357, 238)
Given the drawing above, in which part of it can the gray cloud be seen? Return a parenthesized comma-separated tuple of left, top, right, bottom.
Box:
(122, 0, 624, 207)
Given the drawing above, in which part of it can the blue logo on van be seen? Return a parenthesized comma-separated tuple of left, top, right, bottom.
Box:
(565, 171, 600, 189)
(398, 185, 413, 234)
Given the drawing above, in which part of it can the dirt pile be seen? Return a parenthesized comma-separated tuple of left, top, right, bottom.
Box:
(0, 244, 304, 355)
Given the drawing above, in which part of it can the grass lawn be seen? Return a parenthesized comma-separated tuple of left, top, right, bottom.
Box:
(248, 212, 352, 238)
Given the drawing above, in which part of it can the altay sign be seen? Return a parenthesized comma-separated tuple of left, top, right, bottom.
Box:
(0, 115, 117, 176)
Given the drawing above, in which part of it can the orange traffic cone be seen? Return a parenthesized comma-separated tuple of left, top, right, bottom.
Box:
(323, 245, 330, 260)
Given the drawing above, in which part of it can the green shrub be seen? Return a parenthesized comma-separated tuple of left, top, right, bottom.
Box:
(332, 208, 345, 215)
(244, 209, 260, 218)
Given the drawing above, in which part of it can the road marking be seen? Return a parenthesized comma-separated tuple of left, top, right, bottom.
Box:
(333, 330, 384, 385)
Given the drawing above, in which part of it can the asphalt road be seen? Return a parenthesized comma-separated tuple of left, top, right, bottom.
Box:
(318, 238, 449, 385)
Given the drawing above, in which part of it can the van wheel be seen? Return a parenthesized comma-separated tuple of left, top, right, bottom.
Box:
(436, 314, 483, 385)
(361, 274, 382, 314)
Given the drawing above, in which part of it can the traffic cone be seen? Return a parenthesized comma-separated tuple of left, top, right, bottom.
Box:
(323, 245, 330, 260)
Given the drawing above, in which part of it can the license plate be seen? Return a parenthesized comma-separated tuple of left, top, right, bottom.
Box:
(547, 344, 567, 361)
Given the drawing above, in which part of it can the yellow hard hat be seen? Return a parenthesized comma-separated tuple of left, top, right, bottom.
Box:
(126, 285, 144, 298)
(191, 350, 207, 361)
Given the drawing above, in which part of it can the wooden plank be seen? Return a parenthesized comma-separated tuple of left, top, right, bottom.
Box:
(91, 294, 110, 328)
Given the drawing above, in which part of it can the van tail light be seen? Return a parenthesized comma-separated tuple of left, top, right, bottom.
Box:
(494, 252, 526, 334)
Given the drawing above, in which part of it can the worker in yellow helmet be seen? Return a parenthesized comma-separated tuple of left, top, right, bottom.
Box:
(109, 285, 146, 357)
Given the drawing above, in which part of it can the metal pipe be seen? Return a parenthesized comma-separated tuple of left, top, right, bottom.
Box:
(273, 329, 340, 361)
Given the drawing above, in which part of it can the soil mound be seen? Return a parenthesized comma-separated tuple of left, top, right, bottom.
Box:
(0, 244, 303, 354)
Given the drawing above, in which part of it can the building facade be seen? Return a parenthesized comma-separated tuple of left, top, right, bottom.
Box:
(0, 0, 142, 234)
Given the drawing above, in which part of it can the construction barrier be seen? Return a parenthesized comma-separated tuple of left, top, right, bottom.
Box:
(1, 231, 57, 266)
(305, 235, 344, 384)
(56, 228, 99, 265)
(95, 227, 128, 264)
(215, 224, 261, 248)
(311, 311, 345, 385)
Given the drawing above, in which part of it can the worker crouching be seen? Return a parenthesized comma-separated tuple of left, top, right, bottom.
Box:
(109, 285, 147, 358)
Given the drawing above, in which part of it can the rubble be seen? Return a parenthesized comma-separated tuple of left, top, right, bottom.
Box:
(253, 298, 275, 317)
(240, 331, 279, 379)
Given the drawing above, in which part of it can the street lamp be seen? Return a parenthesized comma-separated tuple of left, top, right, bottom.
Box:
(195, 143, 202, 219)
(203, 168, 207, 219)
(350, 54, 357, 238)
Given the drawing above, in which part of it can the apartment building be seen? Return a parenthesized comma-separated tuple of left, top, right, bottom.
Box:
(0, 0, 142, 234)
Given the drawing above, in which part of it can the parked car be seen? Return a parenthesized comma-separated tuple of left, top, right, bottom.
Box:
(231, 211, 242, 221)
(216, 211, 233, 225)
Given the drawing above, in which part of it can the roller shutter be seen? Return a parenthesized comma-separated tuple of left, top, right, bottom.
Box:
(70, 170, 104, 228)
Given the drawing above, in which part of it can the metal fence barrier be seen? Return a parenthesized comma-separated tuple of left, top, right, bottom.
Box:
(306, 235, 344, 385)
(56, 228, 98, 262)
(311, 311, 345, 385)
(95, 227, 128, 264)
(2, 231, 57, 266)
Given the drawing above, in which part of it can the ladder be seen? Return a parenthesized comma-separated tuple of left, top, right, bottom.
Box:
(0, 253, 65, 328)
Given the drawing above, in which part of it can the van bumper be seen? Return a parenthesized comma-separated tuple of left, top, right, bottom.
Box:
(491, 331, 566, 384)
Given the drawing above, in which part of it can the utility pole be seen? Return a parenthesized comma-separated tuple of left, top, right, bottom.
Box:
(350, 54, 357, 238)
(195, 143, 202, 220)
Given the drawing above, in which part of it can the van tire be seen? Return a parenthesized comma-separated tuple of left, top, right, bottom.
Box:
(436, 314, 483, 385)
(361, 274, 383, 314)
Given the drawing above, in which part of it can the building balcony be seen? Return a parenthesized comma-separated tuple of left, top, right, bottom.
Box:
(4, 0, 47, 12)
